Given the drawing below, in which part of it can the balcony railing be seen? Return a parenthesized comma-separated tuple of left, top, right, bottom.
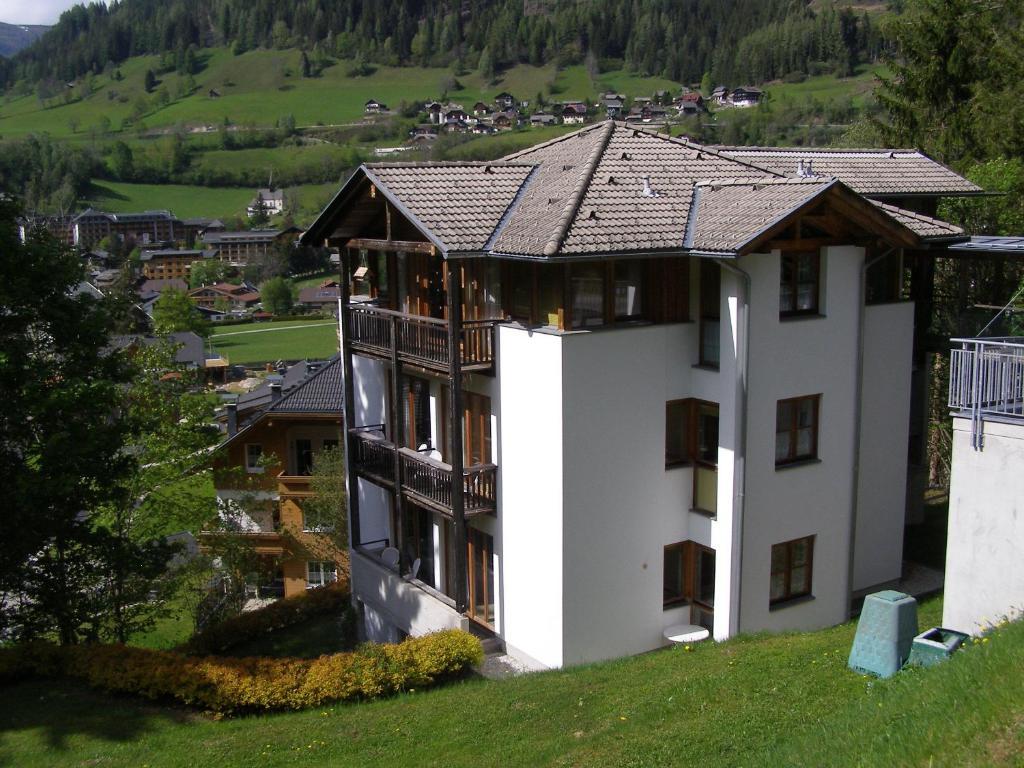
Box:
(277, 472, 313, 496)
(949, 337, 1024, 449)
(349, 428, 497, 516)
(347, 303, 497, 373)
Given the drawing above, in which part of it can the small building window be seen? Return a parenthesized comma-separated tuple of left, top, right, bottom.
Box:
(614, 260, 645, 321)
(571, 262, 606, 329)
(245, 443, 264, 473)
(699, 260, 720, 367)
(780, 251, 820, 317)
(775, 395, 820, 466)
(663, 541, 716, 612)
(770, 536, 814, 605)
(307, 561, 338, 588)
(665, 400, 719, 514)
(665, 400, 691, 468)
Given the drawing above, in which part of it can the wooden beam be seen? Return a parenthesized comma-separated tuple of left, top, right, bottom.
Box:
(340, 247, 361, 550)
(346, 237, 435, 255)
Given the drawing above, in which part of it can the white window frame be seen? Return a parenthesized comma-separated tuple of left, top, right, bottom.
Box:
(306, 560, 338, 588)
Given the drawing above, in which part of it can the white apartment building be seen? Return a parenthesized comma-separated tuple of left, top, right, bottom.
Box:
(301, 122, 977, 668)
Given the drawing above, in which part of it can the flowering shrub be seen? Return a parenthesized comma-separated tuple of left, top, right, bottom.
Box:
(0, 629, 482, 715)
(182, 582, 353, 656)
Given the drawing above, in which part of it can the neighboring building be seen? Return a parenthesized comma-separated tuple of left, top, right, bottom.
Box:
(18, 214, 74, 245)
(301, 120, 976, 669)
(189, 282, 261, 311)
(943, 337, 1024, 635)
(711, 86, 728, 105)
(72, 209, 182, 247)
(678, 92, 705, 111)
(297, 280, 341, 314)
(561, 104, 587, 125)
(492, 112, 515, 130)
(530, 112, 556, 127)
(603, 97, 625, 119)
(411, 124, 439, 140)
(471, 122, 496, 135)
(211, 357, 346, 598)
(494, 92, 516, 110)
(247, 189, 285, 218)
(202, 227, 298, 267)
(473, 101, 492, 117)
(426, 102, 444, 124)
(139, 248, 210, 280)
(729, 87, 763, 107)
(444, 108, 470, 124)
(365, 98, 388, 114)
(111, 331, 206, 370)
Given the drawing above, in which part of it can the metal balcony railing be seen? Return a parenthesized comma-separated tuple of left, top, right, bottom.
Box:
(949, 337, 1024, 449)
(347, 303, 497, 373)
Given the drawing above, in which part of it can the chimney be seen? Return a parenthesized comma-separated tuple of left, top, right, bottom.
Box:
(642, 175, 660, 198)
(270, 382, 282, 403)
(226, 402, 238, 437)
(797, 159, 806, 177)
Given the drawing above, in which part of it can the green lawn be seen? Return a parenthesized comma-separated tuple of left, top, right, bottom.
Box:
(763, 65, 888, 110)
(2, 597, 1023, 767)
(211, 319, 339, 365)
(85, 181, 254, 219)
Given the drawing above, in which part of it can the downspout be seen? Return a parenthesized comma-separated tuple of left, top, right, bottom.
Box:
(847, 246, 896, 617)
(716, 258, 751, 637)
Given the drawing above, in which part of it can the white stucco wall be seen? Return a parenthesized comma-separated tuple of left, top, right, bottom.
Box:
(944, 416, 1024, 634)
(738, 246, 862, 633)
(853, 301, 914, 591)
(498, 325, 566, 668)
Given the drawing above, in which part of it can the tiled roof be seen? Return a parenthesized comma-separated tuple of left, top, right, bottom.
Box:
(871, 201, 965, 239)
(493, 123, 781, 256)
(687, 178, 835, 254)
(364, 163, 535, 253)
(712, 147, 982, 196)
(268, 355, 343, 414)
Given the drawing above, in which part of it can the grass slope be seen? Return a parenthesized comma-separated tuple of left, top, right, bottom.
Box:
(2, 597, 1023, 768)
(210, 319, 339, 365)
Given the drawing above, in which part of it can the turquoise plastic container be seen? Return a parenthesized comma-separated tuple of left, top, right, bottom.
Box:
(848, 590, 919, 678)
(907, 627, 969, 668)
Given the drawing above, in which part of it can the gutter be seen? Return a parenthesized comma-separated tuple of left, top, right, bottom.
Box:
(716, 258, 751, 638)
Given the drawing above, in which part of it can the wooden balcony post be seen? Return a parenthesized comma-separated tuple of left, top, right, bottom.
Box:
(389, 313, 405, 567)
(447, 263, 468, 613)
(340, 246, 361, 548)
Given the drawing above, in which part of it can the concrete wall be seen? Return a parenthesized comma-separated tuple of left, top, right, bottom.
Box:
(944, 416, 1024, 634)
(497, 325, 566, 668)
(739, 246, 862, 633)
(854, 301, 914, 591)
(351, 549, 468, 637)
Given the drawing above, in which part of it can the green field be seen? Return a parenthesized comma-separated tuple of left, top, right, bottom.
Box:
(763, 65, 888, 109)
(2, 597, 1023, 767)
(211, 319, 339, 364)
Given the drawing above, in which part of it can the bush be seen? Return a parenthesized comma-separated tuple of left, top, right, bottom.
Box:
(183, 583, 350, 656)
(0, 629, 483, 715)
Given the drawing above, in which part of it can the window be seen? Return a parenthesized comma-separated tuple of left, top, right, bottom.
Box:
(571, 263, 606, 329)
(652, 258, 690, 323)
(780, 251, 820, 316)
(770, 536, 813, 605)
(306, 561, 338, 588)
(665, 400, 691, 467)
(699, 260, 720, 367)
(663, 541, 716, 611)
(775, 395, 820, 466)
(614, 260, 644, 321)
(295, 439, 314, 476)
(665, 399, 719, 512)
(245, 443, 263, 473)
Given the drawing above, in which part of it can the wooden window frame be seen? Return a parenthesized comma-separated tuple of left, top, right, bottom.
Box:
(775, 394, 821, 467)
(663, 540, 716, 610)
(245, 443, 264, 474)
(665, 398, 719, 470)
(769, 535, 814, 605)
(779, 250, 821, 318)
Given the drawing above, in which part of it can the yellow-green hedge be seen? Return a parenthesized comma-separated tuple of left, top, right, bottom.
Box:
(0, 630, 483, 715)
(182, 582, 353, 656)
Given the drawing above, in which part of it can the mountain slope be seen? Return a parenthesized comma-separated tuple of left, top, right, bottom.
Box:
(0, 22, 49, 57)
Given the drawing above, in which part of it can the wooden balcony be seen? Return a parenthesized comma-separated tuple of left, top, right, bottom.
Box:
(348, 428, 497, 517)
(347, 303, 497, 374)
(277, 473, 314, 497)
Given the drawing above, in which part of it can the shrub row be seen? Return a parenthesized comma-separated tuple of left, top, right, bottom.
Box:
(182, 583, 351, 656)
(0, 630, 483, 715)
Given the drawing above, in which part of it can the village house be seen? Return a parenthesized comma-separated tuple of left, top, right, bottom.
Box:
(247, 188, 286, 218)
(492, 112, 515, 131)
(530, 112, 556, 127)
(139, 248, 211, 281)
(425, 102, 444, 124)
(561, 103, 588, 125)
(72, 209, 182, 247)
(297, 279, 342, 315)
(729, 87, 763, 108)
(202, 227, 299, 267)
(212, 358, 347, 598)
(494, 92, 516, 110)
(473, 101, 492, 117)
(300, 121, 980, 669)
(188, 282, 261, 312)
(711, 86, 729, 105)
(677, 92, 705, 111)
(364, 98, 388, 114)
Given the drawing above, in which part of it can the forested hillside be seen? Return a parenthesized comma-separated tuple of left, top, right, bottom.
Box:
(0, 0, 886, 92)
(0, 23, 50, 58)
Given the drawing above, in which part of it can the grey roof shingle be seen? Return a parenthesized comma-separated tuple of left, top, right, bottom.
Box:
(687, 178, 835, 254)
(711, 147, 983, 196)
(364, 163, 536, 253)
(871, 200, 965, 239)
(266, 355, 343, 414)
